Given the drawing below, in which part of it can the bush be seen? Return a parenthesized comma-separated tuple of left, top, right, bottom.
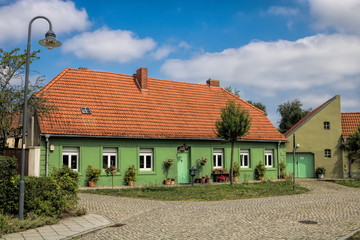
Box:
(0, 156, 19, 215)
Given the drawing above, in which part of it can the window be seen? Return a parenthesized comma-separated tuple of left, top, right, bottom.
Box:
(324, 121, 330, 130)
(213, 148, 224, 169)
(325, 149, 331, 158)
(240, 150, 250, 168)
(62, 147, 79, 171)
(139, 148, 153, 171)
(264, 150, 273, 168)
(103, 148, 117, 169)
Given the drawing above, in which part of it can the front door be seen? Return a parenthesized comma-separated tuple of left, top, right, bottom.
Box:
(177, 152, 190, 183)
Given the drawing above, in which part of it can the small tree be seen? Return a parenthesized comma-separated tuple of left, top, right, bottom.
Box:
(277, 99, 312, 133)
(343, 124, 360, 177)
(215, 100, 251, 185)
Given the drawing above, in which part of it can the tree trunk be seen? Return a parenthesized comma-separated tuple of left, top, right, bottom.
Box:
(230, 141, 234, 185)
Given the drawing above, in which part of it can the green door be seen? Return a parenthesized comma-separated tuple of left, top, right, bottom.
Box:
(177, 152, 190, 183)
(286, 153, 314, 178)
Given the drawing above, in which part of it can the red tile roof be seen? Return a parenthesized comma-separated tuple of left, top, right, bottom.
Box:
(37, 68, 286, 141)
(284, 96, 336, 137)
(341, 112, 360, 138)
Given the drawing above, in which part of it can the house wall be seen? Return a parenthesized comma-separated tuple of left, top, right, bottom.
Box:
(40, 137, 286, 186)
(286, 95, 344, 178)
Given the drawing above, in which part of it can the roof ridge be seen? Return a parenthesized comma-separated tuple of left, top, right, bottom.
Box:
(284, 95, 337, 137)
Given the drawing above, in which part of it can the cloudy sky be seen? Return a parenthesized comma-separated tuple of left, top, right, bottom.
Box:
(1, 0, 359, 126)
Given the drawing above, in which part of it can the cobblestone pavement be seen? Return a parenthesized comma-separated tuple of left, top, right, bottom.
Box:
(75, 179, 360, 240)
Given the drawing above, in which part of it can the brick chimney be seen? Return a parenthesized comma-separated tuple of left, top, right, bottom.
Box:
(135, 68, 148, 90)
(206, 78, 220, 87)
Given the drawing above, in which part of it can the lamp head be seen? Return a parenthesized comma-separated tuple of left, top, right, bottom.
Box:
(296, 144, 300, 148)
(39, 30, 62, 49)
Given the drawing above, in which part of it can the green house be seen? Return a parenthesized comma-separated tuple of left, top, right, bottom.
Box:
(27, 67, 286, 186)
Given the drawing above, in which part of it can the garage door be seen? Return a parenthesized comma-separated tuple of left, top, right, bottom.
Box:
(286, 153, 314, 178)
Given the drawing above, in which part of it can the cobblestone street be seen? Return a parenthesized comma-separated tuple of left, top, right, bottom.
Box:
(76, 180, 360, 240)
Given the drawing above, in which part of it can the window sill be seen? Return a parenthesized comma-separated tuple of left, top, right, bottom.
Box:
(138, 171, 156, 175)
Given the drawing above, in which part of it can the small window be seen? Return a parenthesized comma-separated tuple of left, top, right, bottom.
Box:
(324, 149, 331, 158)
(240, 150, 250, 168)
(213, 148, 224, 169)
(103, 148, 117, 169)
(324, 121, 330, 130)
(139, 148, 153, 171)
(62, 147, 79, 171)
(264, 149, 273, 168)
(81, 107, 91, 114)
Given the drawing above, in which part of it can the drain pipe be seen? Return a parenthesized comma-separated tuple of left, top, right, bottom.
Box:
(277, 141, 281, 179)
(45, 134, 50, 176)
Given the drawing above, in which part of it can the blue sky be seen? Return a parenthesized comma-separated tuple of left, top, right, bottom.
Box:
(1, 0, 360, 126)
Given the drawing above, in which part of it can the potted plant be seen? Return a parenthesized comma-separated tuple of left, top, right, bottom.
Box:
(164, 158, 174, 168)
(315, 167, 326, 179)
(255, 162, 266, 180)
(205, 175, 210, 183)
(105, 165, 119, 188)
(171, 178, 175, 185)
(233, 162, 240, 182)
(199, 157, 208, 166)
(125, 165, 137, 186)
(86, 165, 101, 187)
(279, 162, 287, 179)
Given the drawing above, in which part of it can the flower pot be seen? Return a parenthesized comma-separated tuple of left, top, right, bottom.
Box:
(195, 178, 200, 183)
(201, 177, 206, 183)
(233, 176, 238, 182)
(171, 180, 175, 185)
(128, 181, 134, 186)
(165, 179, 171, 185)
(258, 176, 265, 181)
(88, 181, 96, 187)
(317, 174, 324, 179)
(205, 178, 210, 183)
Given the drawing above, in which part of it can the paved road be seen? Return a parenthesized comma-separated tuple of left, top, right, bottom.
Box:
(76, 179, 360, 240)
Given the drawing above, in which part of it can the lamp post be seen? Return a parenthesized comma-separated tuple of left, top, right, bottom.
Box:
(19, 16, 61, 220)
(189, 167, 197, 186)
(292, 134, 299, 191)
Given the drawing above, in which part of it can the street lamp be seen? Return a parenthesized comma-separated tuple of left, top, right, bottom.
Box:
(19, 16, 61, 220)
(293, 133, 299, 191)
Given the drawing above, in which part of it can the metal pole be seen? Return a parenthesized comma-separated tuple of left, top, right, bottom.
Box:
(293, 134, 296, 191)
(19, 16, 54, 220)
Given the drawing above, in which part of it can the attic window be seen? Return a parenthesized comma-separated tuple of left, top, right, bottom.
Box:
(81, 107, 91, 114)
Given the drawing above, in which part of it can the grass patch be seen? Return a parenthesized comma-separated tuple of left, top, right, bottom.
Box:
(81, 181, 308, 201)
(0, 213, 59, 237)
(333, 179, 360, 188)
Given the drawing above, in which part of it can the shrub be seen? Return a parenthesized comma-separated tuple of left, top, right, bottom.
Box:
(254, 162, 266, 179)
(0, 156, 19, 215)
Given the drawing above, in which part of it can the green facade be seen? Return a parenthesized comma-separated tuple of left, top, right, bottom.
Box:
(41, 137, 286, 186)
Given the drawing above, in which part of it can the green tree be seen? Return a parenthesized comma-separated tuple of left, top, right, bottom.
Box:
(277, 99, 311, 133)
(343, 124, 360, 177)
(0, 48, 54, 154)
(215, 100, 251, 185)
(224, 86, 240, 97)
(247, 100, 267, 115)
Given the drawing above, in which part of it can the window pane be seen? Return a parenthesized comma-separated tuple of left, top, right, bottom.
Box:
(110, 155, 116, 167)
(146, 155, 152, 168)
(63, 155, 69, 167)
(140, 155, 144, 168)
(218, 155, 222, 167)
(244, 155, 248, 166)
(268, 155, 272, 166)
(71, 155, 77, 169)
(213, 155, 216, 166)
(103, 156, 108, 168)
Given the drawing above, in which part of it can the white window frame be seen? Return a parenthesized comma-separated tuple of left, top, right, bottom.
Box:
(62, 147, 79, 171)
(213, 148, 224, 169)
(139, 148, 153, 171)
(324, 149, 331, 158)
(240, 149, 250, 168)
(103, 148, 117, 169)
(324, 121, 330, 130)
(264, 149, 273, 168)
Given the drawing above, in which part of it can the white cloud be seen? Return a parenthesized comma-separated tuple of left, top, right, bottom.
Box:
(0, 0, 90, 45)
(308, 0, 360, 34)
(161, 34, 360, 93)
(62, 28, 157, 63)
(152, 45, 175, 60)
(268, 6, 299, 16)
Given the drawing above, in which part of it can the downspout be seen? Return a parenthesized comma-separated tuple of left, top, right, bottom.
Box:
(45, 134, 50, 176)
(277, 141, 281, 179)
